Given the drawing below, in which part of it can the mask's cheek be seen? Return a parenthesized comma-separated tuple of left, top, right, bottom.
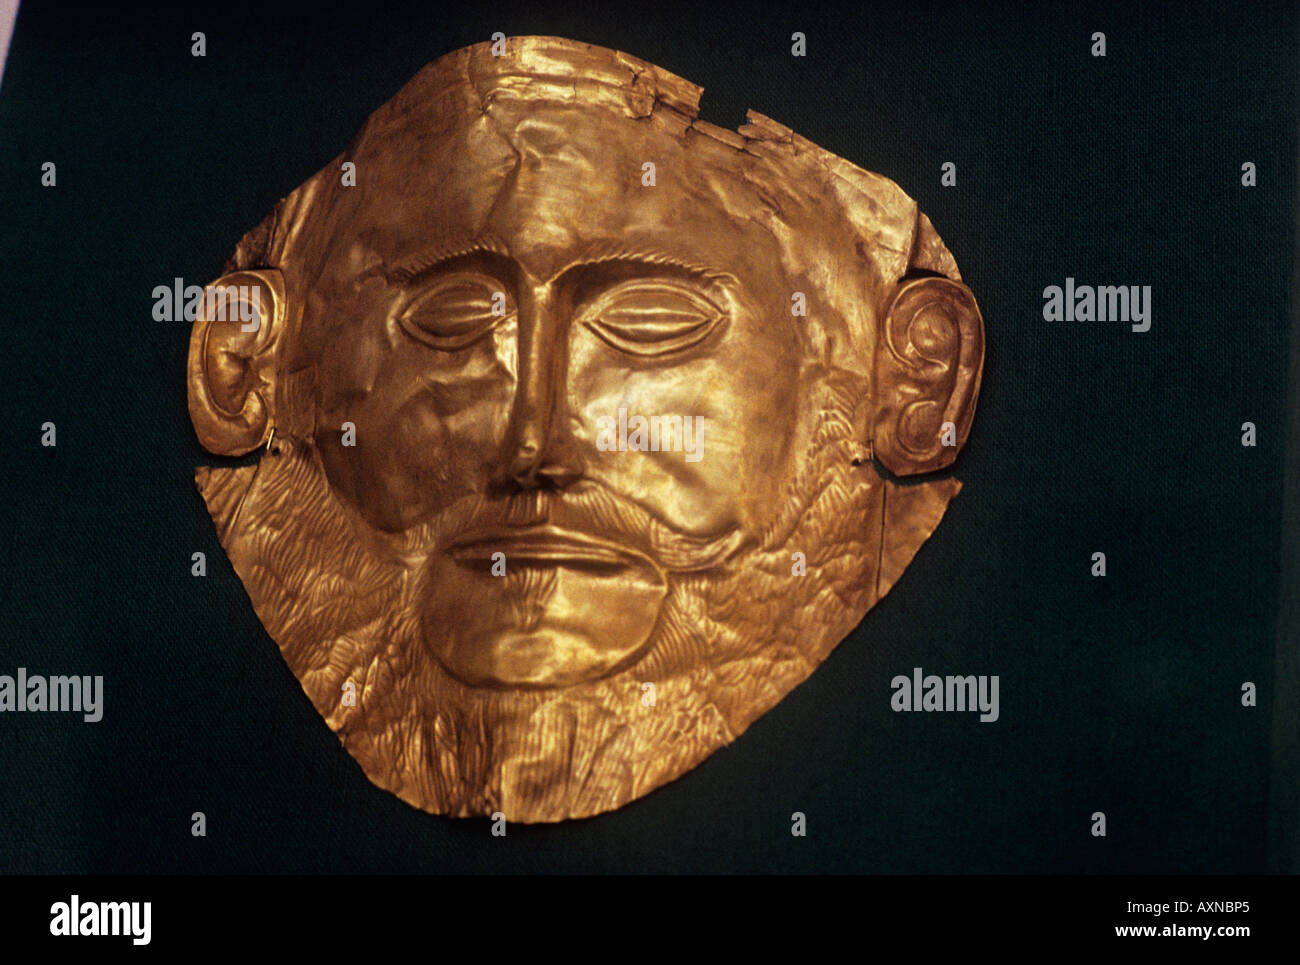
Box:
(312, 325, 518, 532)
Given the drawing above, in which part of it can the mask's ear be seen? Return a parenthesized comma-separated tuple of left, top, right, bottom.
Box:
(187, 269, 285, 456)
(872, 275, 984, 475)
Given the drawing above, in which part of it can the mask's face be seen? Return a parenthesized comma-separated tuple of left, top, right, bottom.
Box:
(188, 37, 984, 822)
(304, 98, 814, 689)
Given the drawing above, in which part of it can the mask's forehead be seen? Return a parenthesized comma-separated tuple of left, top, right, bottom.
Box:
(341, 93, 798, 285)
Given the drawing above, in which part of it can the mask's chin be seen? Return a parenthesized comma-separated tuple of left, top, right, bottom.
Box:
(420, 541, 669, 689)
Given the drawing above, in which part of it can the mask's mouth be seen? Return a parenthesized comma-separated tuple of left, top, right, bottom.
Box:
(447, 524, 656, 575)
(425, 523, 668, 690)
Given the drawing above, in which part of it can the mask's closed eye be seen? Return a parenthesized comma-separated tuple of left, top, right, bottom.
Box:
(580, 279, 726, 357)
(398, 273, 514, 350)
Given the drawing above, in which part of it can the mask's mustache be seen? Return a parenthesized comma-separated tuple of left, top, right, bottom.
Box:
(416, 485, 745, 573)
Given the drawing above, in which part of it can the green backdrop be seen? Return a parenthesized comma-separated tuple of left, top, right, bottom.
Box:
(0, 0, 1294, 873)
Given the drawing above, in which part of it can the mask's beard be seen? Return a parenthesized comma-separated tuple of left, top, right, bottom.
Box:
(198, 368, 946, 821)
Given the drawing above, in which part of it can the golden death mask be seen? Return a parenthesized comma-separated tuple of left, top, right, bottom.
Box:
(187, 36, 985, 822)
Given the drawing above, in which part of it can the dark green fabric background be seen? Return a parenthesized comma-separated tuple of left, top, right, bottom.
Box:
(0, 0, 1295, 873)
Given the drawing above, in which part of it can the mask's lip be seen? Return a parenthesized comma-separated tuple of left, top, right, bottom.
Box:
(446, 524, 657, 572)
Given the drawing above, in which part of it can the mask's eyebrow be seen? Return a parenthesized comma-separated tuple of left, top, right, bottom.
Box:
(385, 236, 513, 283)
(554, 241, 735, 288)
(380, 236, 735, 288)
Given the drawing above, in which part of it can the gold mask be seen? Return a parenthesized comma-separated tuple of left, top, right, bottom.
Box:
(187, 36, 985, 822)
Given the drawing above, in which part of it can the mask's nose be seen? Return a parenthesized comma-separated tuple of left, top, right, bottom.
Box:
(496, 281, 585, 494)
